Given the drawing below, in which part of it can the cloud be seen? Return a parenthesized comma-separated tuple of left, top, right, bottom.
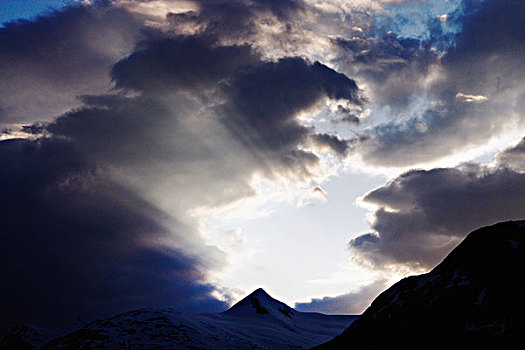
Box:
(455, 92, 488, 103)
(0, 2, 141, 124)
(495, 137, 525, 171)
(49, 43, 362, 192)
(111, 36, 260, 92)
(1, 0, 367, 334)
(109, 27, 363, 175)
(335, 105, 360, 124)
(8, 0, 523, 336)
(294, 278, 388, 314)
(313, 185, 328, 198)
(47, 94, 198, 166)
(311, 133, 352, 155)
(333, 29, 439, 109)
(161, 0, 308, 62)
(350, 162, 525, 270)
(219, 57, 362, 170)
(0, 138, 228, 335)
(342, 0, 525, 167)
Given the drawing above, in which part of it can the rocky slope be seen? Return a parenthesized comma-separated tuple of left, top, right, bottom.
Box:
(314, 221, 525, 349)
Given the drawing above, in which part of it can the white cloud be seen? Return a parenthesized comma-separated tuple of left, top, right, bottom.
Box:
(455, 92, 488, 103)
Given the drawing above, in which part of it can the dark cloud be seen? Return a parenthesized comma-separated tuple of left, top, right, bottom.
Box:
(169, 0, 305, 40)
(1, 1, 367, 335)
(350, 164, 525, 269)
(108, 24, 362, 172)
(294, 279, 388, 314)
(335, 105, 360, 124)
(44, 92, 259, 210)
(47, 94, 191, 165)
(220, 57, 361, 169)
(249, 0, 304, 19)
(111, 37, 259, 92)
(333, 29, 438, 109)
(20, 123, 46, 135)
(0, 138, 227, 335)
(443, 0, 525, 76)
(0, 2, 141, 124)
(495, 137, 525, 171)
(311, 133, 352, 155)
(48, 57, 362, 198)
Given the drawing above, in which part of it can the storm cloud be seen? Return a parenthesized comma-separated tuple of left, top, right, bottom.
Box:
(1, 0, 365, 334)
(0, 137, 227, 334)
(0, 2, 141, 125)
(3, 0, 523, 335)
(111, 36, 260, 92)
(350, 156, 525, 269)
(219, 57, 361, 168)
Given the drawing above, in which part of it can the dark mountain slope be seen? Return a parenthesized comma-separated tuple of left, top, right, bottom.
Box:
(315, 220, 525, 349)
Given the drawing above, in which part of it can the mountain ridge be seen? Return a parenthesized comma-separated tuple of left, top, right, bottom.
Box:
(1, 288, 358, 349)
(5, 220, 523, 349)
(314, 220, 525, 349)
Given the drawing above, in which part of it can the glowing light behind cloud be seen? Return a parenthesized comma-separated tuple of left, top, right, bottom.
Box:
(2, 0, 525, 329)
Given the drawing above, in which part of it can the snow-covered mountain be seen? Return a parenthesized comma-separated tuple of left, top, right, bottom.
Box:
(1, 288, 357, 349)
(315, 220, 525, 349)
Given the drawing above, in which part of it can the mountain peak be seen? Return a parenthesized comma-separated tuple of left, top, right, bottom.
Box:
(249, 287, 270, 298)
(225, 288, 295, 319)
(433, 220, 524, 275)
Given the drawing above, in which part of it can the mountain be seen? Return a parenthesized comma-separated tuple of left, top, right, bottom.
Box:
(314, 220, 525, 349)
(1, 288, 357, 349)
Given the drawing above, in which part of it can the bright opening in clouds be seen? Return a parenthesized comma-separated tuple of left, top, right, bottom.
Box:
(2, 0, 525, 335)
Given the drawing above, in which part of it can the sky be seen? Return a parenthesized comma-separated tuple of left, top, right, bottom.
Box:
(1, 0, 525, 334)
(0, 0, 75, 25)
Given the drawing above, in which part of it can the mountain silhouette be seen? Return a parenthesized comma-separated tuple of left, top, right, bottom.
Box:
(314, 220, 525, 349)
